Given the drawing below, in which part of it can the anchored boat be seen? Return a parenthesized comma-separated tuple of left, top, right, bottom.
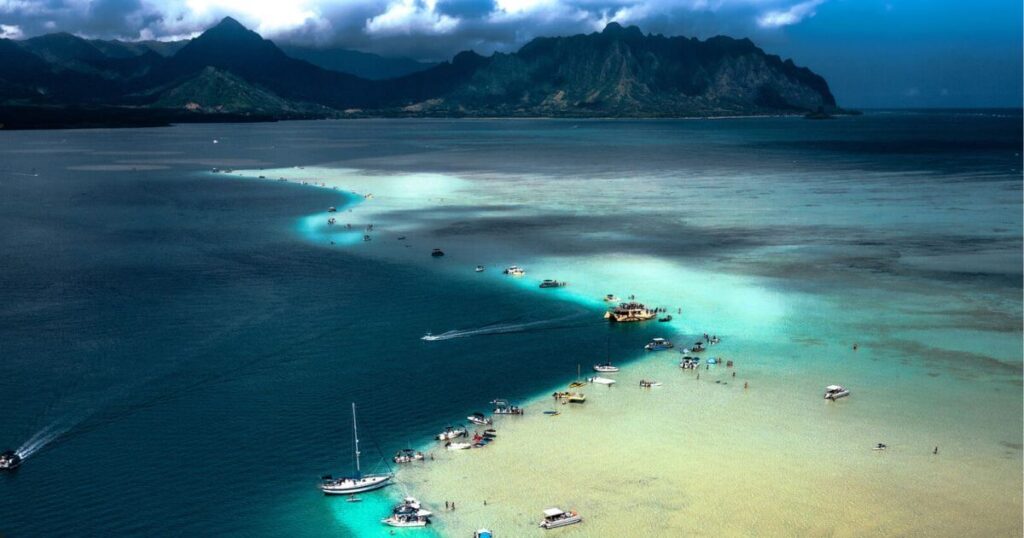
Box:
(540, 507, 582, 529)
(502, 265, 525, 276)
(467, 412, 493, 426)
(539, 279, 566, 288)
(593, 362, 620, 373)
(382, 497, 432, 527)
(392, 448, 425, 464)
(644, 337, 674, 351)
(492, 399, 524, 415)
(436, 426, 469, 441)
(320, 403, 393, 495)
(824, 385, 851, 400)
(604, 302, 656, 322)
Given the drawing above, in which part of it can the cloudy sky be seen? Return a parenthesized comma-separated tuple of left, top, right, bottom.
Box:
(1, 0, 1020, 107)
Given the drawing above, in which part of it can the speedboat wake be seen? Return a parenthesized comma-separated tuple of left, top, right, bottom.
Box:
(15, 420, 76, 460)
(422, 313, 590, 341)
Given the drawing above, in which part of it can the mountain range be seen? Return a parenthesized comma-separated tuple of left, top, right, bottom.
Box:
(0, 17, 839, 128)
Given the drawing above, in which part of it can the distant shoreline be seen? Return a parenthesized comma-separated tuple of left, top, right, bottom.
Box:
(0, 106, 869, 131)
(4, 106, 1020, 131)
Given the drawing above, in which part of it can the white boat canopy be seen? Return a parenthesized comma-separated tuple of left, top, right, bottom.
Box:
(825, 385, 844, 391)
(543, 508, 565, 517)
(591, 377, 616, 385)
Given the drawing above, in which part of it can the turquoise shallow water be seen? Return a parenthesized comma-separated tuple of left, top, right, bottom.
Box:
(0, 112, 1020, 536)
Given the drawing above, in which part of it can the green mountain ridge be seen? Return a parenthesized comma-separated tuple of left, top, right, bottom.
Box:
(0, 17, 842, 126)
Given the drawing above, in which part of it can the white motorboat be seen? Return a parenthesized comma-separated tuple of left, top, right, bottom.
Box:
(603, 294, 619, 302)
(492, 399, 524, 415)
(824, 385, 851, 400)
(639, 380, 662, 387)
(475, 265, 485, 272)
(467, 412, 493, 426)
(539, 279, 567, 288)
(320, 403, 393, 495)
(392, 448, 425, 464)
(503, 265, 525, 276)
(593, 362, 620, 373)
(382, 497, 432, 527)
(436, 426, 469, 441)
(589, 376, 616, 385)
(445, 441, 472, 450)
(539, 507, 582, 529)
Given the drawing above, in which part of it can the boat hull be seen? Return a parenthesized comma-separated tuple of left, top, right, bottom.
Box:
(320, 474, 392, 495)
(541, 516, 582, 529)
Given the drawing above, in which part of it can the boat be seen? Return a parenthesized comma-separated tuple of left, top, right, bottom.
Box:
(347, 495, 362, 502)
(557, 389, 589, 401)
(0, 450, 22, 471)
(445, 441, 472, 450)
(327, 217, 336, 225)
(679, 356, 700, 369)
(539, 507, 582, 529)
(589, 376, 616, 385)
(436, 426, 469, 441)
(475, 265, 485, 272)
(873, 443, 888, 451)
(658, 315, 673, 322)
(392, 448, 425, 464)
(502, 265, 525, 276)
(363, 234, 371, 242)
(482, 429, 497, 438)
(328, 206, 337, 213)
(593, 362, 620, 373)
(539, 279, 566, 288)
(687, 342, 706, 353)
(320, 403, 394, 495)
(432, 248, 445, 257)
(475, 529, 494, 538)
(568, 364, 586, 388)
(543, 410, 560, 416)
(644, 337, 674, 351)
(824, 385, 851, 400)
(603, 302, 656, 322)
(639, 380, 662, 387)
(603, 294, 619, 302)
(467, 412, 493, 426)
(383, 497, 432, 527)
(491, 399, 524, 415)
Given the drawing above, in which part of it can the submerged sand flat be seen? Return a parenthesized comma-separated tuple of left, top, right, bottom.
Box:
(223, 162, 1022, 537)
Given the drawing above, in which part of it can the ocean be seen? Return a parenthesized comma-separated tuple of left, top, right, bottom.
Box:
(0, 111, 1020, 537)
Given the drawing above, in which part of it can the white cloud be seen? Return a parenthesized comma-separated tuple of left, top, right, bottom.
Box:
(0, 24, 23, 38)
(757, 0, 824, 28)
(366, 0, 460, 36)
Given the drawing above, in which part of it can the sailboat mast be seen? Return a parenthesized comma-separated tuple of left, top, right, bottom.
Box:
(352, 402, 361, 474)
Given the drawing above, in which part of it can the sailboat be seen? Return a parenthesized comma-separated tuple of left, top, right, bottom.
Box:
(320, 403, 393, 495)
(568, 364, 586, 388)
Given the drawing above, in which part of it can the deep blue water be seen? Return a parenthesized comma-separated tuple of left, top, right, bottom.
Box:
(0, 112, 1020, 536)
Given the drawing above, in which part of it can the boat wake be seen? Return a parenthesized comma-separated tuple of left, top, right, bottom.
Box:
(15, 419, 77, 460)
(422, 313, 591, 341)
